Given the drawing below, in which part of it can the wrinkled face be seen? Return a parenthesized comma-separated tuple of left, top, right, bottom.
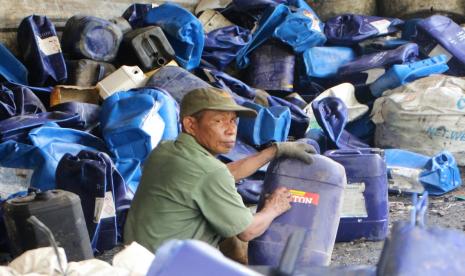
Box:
(183, 110, 238, 155)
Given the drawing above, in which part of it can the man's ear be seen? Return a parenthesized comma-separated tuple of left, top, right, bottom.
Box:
(182, 116, 197, 136)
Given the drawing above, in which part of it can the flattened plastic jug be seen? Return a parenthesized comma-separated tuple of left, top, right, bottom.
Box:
(61, 15, 123, 62)
(145, 66, 210, 103)
(248, 42, 295, 92)
(324, 14, 403, 46)
(325, 149, 388, 242)
(97, 65, 147, 99)
(338, 43, 419, 75)
(198, 10, 234, 33)
(302, 47, 356, 78)
(237, 101, 291, 146)
(248, 155, 346, 266)
(143, 3, 204, 71)
(202, 26, 251, 71)
(100, 92, 165, 162)
(147, 239, 259, 276)
(65, 59, 116, 87)
(17, 15, 67, 86)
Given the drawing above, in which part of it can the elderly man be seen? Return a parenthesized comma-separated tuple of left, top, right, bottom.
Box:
(124, 87, 316, 252)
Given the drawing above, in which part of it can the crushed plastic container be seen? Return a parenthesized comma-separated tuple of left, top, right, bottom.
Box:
(147, 239, 259, 276)
(248, 42, 295, 92)
(325, 149, 389, 242)
(248, 155, 346, 266)
(97, 65, 147, 99)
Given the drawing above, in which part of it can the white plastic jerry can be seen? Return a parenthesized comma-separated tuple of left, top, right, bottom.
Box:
(97, 65, 148, 99)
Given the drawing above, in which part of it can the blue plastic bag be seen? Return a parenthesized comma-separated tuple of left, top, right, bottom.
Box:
(17, 15, 67, 86)
(274, 8, 326, 53)
(377, 192, 465, 275)
(144, 3, 204, 70)
(56, 150, 132, 252)
(202, 25, 251, 71)
(324, 14, 403, 45)
(0, 43, 28, 85)
(238, 101, 291, 146)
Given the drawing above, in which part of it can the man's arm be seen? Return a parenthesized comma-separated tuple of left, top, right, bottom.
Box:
(237, 187, 291, 242)
(226, 142, 317, 182)
(226, 145, 276, 182)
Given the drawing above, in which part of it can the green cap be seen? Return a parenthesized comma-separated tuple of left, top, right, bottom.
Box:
(180, 87, 257, 118)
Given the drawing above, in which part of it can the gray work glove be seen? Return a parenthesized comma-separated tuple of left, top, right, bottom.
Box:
(274, 142, 317, 164)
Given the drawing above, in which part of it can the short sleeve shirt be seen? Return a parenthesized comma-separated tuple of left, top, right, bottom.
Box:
(124, 133, 253, 252)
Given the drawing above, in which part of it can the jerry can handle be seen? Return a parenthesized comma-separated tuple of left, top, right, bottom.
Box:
(148, 34, 167, 66)
(410, 191, 428, 227)
(325, 149, 363, 155)
(95, 64, 106, 83)
(27, 216, 67, 275)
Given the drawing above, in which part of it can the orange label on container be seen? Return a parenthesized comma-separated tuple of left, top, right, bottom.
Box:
(290, 189, 319, 205)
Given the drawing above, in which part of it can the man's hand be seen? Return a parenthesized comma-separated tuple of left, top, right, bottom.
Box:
(237, 187, 292, 242)
(262, 187, 292, 217)
(275, 142, 317, 164)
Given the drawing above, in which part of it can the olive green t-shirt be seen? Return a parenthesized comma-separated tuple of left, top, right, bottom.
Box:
(124, 133, 253, 252)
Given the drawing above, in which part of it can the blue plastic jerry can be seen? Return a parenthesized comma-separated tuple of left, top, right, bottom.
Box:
(325, 149, 389, 242)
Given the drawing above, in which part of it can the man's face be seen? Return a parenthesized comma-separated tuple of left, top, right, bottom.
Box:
(183, 110, 238, 155)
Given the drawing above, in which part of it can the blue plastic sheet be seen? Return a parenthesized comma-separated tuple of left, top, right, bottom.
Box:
(238, 101, 291, 146)
(385, 149, 462, 195)
(324, 14, 403, 46)
(274, 8, 326, 53)
(144, 3, 204, 70)
(202, 25, 251, 71)
(17, 15, 67, 86)
(0, 43, 28, 85)
(0, 85, 46, 121)
(56, 150, 132, 252)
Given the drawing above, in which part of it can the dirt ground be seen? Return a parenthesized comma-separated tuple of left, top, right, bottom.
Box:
(331, 167, 465, 266)
(96, 168, 465, 268)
